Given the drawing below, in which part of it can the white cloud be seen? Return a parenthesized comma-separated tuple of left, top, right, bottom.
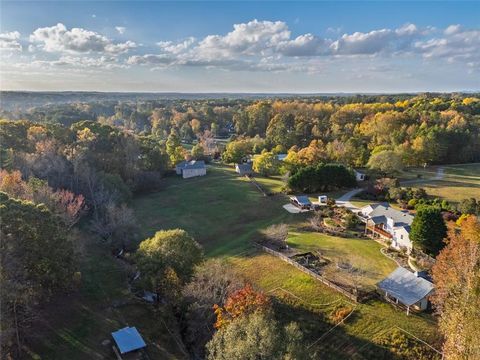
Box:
(414, 26, 480, 65)
(157, 37, 195, 54)
(331, 24, 420, 55)
(29, 23, 136, 54)
(115, 26, 126, 35)
(0, 31, 22, 51)
(195, 19, 291, 59)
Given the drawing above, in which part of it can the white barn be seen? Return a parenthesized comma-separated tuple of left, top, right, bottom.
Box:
(175, 160, 207, 179)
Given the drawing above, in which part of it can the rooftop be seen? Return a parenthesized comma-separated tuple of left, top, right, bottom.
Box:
(377, 267, 434, 306)
(363, 203, 414, 228)
(177, 160, 206, 170)
(111, 327, 147, 354)
(292, 195, 312, 205)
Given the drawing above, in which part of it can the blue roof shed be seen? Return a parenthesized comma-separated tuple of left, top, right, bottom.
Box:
(112, 327, 147, 354)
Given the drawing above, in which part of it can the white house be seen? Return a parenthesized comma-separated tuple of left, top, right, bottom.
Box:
(354, 170, 366, 181)
(175, 160, 207, 179)
(377, 267, 434, 314)
(360, 203, 414, 252)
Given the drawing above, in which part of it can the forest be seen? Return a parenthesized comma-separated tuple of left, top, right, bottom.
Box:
(1, 92, 480, 359)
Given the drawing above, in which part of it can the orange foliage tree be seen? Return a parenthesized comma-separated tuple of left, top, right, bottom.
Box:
(213, 284, 270, 329)
(431, 216, 480, 359)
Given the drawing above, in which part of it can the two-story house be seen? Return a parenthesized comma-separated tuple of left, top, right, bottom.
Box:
(359, 203, 414, 252)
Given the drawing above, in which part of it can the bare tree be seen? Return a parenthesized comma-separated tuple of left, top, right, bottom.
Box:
(262, 223, 289, 249)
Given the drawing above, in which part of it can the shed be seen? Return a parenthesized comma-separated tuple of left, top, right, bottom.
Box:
(290, 195, 312, 209)
(176, 160, 207, 179)
(111, 327, 147, 355)
(235, 163, 253, 176)
(318, 195, 328, 204)
(377, 267, 434, 314)
(354, 170, 366, 181)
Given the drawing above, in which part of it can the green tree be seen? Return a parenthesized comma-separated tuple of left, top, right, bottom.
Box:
(206, 311, 307, 360)
(252, 151, 280, 176)
(136, 229, 203, 299)
(166, 129, 183, 165)
(410, 205, 447, 255)
(367, 150, 403, 175)
(191, 144, 205, 159)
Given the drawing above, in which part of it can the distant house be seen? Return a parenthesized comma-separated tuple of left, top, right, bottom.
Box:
(360, 203, 414, 252)
(111, 327, 147, 356)
(276, 153, 288, 161)
(175, 160, 207, 179)
(354, 170, 366, 181)
(235, 163, 253, 176)
(377, 267, 434, 315)
(290, 195, 312, 209)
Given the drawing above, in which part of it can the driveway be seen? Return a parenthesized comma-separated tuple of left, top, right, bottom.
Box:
(335, 188, 363, 212)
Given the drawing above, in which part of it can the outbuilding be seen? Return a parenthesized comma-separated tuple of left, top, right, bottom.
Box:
(176, 160, 207, 179)
(354, 170, 366, 181)
(235, 163, 253, 176)
(111, 326, 147, 357)
(290, 195, 312, 209)
(377, 267, 434, 315)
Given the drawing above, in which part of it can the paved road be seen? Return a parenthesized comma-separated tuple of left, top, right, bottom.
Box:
(335, 188, 363, 212)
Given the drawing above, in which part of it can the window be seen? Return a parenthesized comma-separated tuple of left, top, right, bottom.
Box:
(400, 235, 403, 239)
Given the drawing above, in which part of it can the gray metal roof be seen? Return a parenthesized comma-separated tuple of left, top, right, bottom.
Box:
(377, 267, 434, 306)
(292, 195, 311, 205)
(364, 204, 414, 228)
(236, 163, 253, 172)
(177, 160, 206, 170)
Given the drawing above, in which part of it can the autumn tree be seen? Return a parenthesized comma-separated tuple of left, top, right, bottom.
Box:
(136, 229, 203, 300)
(431, 216, 480, 359)
(182, 260, 243, 358)
(206, 311, 307, 360)
(213, 284, 270, 329)
(0, 192, 76, 357)
(367, 150, 403, 175)
(252, 150, 280, 176)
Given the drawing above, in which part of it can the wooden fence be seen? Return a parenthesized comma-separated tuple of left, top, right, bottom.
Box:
(259, 245, 360, 302)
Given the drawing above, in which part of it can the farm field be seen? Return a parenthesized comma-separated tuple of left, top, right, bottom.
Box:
(401, 163, 480, 203)
(132, 163, 440, 359)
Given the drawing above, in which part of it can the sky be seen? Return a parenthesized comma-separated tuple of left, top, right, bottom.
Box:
(0, 1, 479, 93)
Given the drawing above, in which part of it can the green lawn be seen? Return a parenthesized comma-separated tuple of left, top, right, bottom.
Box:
(286, 232, 397, 288)
(131, 163, 439, 359)
(405, 163, 480, 203)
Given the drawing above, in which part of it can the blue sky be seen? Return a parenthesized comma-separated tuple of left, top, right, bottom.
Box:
(1, 1, 479, 92)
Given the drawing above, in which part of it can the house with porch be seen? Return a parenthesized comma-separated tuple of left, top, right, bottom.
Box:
(377, 267, 434, 315)
(359, 203, 414, 252)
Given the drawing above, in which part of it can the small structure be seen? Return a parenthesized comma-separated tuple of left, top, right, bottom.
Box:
(235, 162, 253, 176)
(318, 195, 328, 204)
(377, 267, 434, 315)
(175, 160, 206, 179)
(276, 153, 287, 161)
(111, 327, 147, 356)
(290, 195, 312, 210)
(354, 170, 366, 181)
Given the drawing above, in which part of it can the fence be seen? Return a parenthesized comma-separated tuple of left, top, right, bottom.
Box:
(259, 245, 360, 302)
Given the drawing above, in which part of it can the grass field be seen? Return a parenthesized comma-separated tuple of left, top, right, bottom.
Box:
(131, 163, 440, 359)
(26, 238, 187, 360)
(401, 163, 480, 203)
